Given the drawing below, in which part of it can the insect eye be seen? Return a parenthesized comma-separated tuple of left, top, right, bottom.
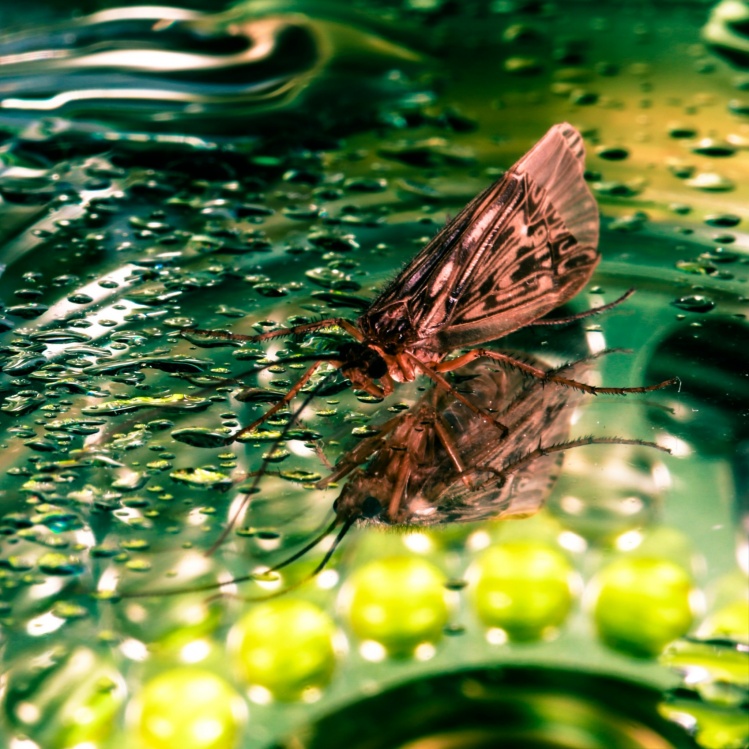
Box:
(361, 496, 383, 518)
(367, 356, 388, 379)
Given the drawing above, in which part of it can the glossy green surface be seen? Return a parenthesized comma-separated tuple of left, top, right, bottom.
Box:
(0, 2, 746, 748)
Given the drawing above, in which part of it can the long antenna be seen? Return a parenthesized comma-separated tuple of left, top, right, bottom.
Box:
(225, 514, 359, 603)
(115, 513, 356, 600)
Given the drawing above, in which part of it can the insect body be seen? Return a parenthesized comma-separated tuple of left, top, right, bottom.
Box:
(185, 122, 674, 438)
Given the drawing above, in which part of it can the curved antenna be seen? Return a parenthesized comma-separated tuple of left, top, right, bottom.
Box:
(228, 514, 358, 602)
(115, 513, 358, 600)
(205, 366, 347, 556)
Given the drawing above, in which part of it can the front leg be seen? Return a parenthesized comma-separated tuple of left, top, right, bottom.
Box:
(406, 353, 509, 435)
(316, 413, 405, 489)
(233, 359, 328, 440)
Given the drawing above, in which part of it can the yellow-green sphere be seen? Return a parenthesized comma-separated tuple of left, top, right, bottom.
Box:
(470, 541, 575, 641)
(134, 667, 244, 749)
(231, 599, 337, 701)
(343, 555, 448, 657)
(592, 556, 695, 657)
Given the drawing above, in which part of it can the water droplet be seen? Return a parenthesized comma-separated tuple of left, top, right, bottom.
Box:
(704, 214, 740, 229)
(235, 429, 283, 443)
(237, 203, 274, 218)
(671, 295, 716, 313)
(668, 124, 697, 139)
(343, 177, 387, 192)
(690, 138, 736, 157)
(7, 303, 49, 318)
(253, 283, 288, 297)
(125, 559, 152, 572)
(0, 390, 47, 416)
(379, 137, 475, 167)
(170, 467, 233, 489)
(675, 260, 714, 276)
(700, 248, 738, 264)
(667, 159, 696, 179)
(2, 353, 47, 375)
(280, 469, 323, 482)
(686, 172, 735, 191)
(83, 393, 211, 415)
(305, 267, 360, 291)
(310, 290, 371, 309)
(282, 204, 320, 220)
(591, 181, 643, 198)
(120, 539, 150, 552)
(727, 97, 749, 115)
(171, 428, 235, 448)
(262, 448, 290, 462)
(595, 146, 630, 161)
(308, 231, 359, 253)
(67, 293, 94, 305)
(569, 88, 599, 105)
(38, 552, 84, 576)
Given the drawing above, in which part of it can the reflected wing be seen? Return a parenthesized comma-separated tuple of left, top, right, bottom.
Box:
(359, 123, 599, 352)
(422, 357, 591, 524)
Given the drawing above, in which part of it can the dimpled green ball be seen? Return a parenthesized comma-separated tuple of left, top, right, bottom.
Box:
(592, 556, 695, 657)
(344, 555, 448, 656)
(135, 667, 244, 749)
(470, 541, 575, 641)
(232, 599, 337, 701)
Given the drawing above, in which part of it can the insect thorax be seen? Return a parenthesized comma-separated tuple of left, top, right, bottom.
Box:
(358, 303, 424, 353)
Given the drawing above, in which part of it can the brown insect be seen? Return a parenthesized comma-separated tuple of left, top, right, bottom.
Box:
(184, 122, 677, 443)
(173, 121, 678, 563)
(294, 350, 670, 574)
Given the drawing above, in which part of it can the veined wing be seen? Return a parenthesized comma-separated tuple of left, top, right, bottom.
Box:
(359, 123, 599, 352)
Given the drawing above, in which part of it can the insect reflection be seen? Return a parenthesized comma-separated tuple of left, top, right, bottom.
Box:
(324, 353, 655, 527)
(118, 352, 670, 599)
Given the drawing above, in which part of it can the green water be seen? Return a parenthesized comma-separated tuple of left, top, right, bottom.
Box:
(0, 2, 746, 749)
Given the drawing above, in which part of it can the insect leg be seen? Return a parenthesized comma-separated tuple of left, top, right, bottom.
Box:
(434, 349, 678, 396)
(232, 359, 330, 440)
(315, 414, 406, 488)
(406, 353, 509, 435)
(313, 441, 335, 471)
(480, 435, 671, 484)
(387, 451, 413, 521)
(431, 413, 474, 489)
(531, 289, 636, 326)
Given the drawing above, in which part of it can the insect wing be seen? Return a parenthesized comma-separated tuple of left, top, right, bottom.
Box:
(359, 123, 600, 352)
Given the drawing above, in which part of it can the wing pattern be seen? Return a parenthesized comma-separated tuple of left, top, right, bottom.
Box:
(359, 123, 600, 353)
